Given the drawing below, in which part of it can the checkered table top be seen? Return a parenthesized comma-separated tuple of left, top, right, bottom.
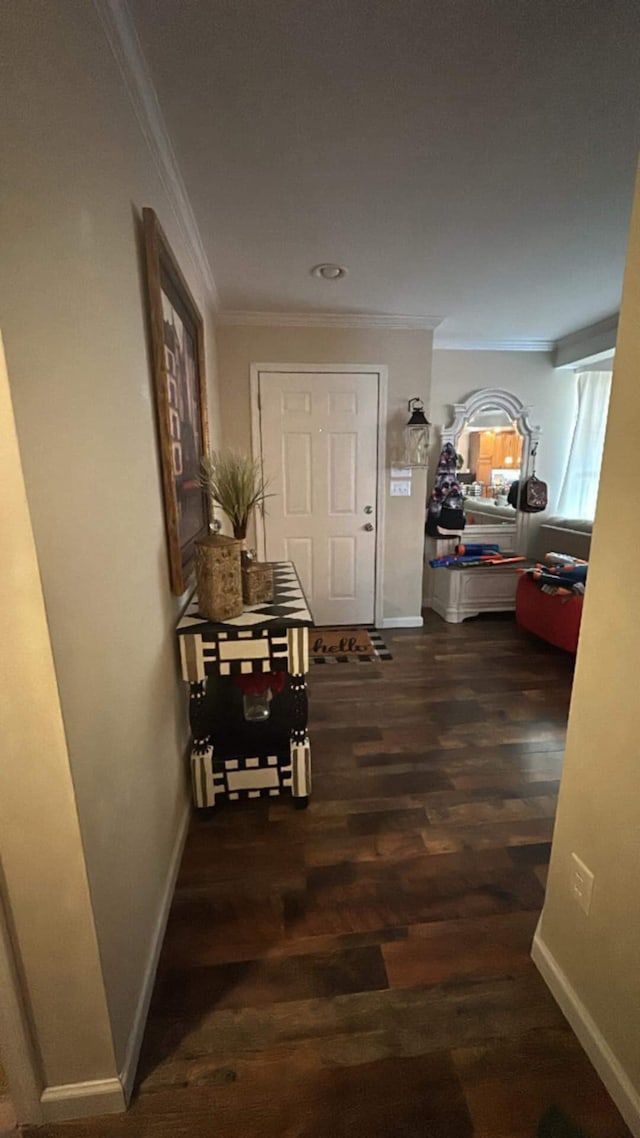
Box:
(177, 561, 314, 635)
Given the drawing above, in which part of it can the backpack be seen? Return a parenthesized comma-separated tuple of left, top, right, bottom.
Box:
(519, 475, 548, 513)
(507, 480, 519, 509)
(519, 443, 547, 513)
(426, 442, 467, 537)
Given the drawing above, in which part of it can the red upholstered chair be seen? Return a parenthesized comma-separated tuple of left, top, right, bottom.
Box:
(515, 573, 583, 654)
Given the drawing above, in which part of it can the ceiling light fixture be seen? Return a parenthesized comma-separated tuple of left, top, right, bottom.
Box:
(311, 263, 348, 281)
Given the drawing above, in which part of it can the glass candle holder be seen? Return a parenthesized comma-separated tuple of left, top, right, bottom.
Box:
(242, 690, 271, 722)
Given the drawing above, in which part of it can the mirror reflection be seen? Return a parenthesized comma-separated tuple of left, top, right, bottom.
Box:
(457, 408, 522, 526)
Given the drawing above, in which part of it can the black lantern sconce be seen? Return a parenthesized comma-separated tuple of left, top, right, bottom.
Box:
(403, 397, 431, 467)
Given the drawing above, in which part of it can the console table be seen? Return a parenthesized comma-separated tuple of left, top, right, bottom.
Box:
(176, 562, 314, 809)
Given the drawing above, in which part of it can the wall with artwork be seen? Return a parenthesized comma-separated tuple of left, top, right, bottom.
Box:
(0, 0, 221, 1101)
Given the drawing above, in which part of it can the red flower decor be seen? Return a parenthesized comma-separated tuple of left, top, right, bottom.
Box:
(233, 671, 286, 698)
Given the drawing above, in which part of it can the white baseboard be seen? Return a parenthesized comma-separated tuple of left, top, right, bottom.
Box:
(41, 1078, 125, 1122)
(119, 801, 191, 1101)
(532, 926, 640, 1137)
(37, 802, 190, 1123)
(380, 616, 424, 629)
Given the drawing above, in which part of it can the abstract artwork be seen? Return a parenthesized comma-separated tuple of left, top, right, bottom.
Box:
(143, 208, 210, 594)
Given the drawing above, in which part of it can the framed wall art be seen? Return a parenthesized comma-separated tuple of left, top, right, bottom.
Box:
(143, 207, 210, 595)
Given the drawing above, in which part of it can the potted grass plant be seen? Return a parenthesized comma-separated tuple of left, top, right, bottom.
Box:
(200, 449, 271, 550)
(198, 451, 278, 718)
(194, 450, 272, 623)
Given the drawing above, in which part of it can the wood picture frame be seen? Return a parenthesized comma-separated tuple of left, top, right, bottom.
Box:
(143, 207, 210, 595)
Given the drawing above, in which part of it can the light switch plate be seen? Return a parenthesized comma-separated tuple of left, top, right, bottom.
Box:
(390, 480, 412, 497)
(391, 466, 412, 478)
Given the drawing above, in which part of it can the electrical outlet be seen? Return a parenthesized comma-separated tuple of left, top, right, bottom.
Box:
(570, 852, 594, 915)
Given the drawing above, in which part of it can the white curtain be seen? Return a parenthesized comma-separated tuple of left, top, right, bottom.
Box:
(556, 370, 612, 521)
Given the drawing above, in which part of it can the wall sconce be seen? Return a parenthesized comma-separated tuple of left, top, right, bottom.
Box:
(403, 397, 431, 467)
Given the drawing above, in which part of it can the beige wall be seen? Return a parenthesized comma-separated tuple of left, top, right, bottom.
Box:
(536, 167, 640, 1108)
(0, 331, 117, 1095)
(216, 324, 433, 622)
(0, 0, 220, 1084)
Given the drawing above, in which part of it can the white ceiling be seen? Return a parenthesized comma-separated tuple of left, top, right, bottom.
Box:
(130, 0, 640, 344)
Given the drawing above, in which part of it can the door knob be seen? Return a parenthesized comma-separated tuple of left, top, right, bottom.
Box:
(364, 505, 373, 514)
(364, 522, 374, 532)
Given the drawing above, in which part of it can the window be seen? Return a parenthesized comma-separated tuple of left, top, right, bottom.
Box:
(556, 369, 612, 522)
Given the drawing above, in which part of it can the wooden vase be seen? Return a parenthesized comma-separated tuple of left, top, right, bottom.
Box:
(242, 561, 274, 605)
(194, 534, 243, 622)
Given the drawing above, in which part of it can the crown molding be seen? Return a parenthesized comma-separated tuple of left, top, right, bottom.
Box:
(93, 0, 218, 305)
(554, 313, 618, 369)
(216, 310, 442, 330)
(433, 336, 555, 352)
(555, 313, 618, 351)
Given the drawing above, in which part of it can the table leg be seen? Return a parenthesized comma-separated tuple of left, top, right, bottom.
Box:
(188, 680, 216, 808)
(289, 674, 311, 807)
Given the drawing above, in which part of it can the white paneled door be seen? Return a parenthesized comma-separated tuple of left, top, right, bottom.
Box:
(257, 370, 381, 625)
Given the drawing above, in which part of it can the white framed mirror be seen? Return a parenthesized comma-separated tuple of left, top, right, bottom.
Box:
(441, 388, 541, 551)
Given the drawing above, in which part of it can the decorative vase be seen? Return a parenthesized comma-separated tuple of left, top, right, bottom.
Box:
(233, 527, 251, 568)
(242, 690, 272, 722)
(234, 670, 285, 723)
(242, 560, 274, 605)
(194, 534, 243, 622)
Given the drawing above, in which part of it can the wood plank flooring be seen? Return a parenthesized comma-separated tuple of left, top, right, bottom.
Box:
(28, 613, 631, 1137)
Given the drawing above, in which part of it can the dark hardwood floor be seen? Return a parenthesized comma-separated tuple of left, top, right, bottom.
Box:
(29, 613, 631, 1137)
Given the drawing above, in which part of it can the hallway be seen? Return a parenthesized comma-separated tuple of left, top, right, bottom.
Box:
(29, 616, 630, 1137)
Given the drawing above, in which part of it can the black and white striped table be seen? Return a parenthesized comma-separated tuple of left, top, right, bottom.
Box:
(176, 562, 314, 810)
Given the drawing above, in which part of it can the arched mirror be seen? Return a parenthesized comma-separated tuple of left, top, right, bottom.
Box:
(441, 388, 541, 550)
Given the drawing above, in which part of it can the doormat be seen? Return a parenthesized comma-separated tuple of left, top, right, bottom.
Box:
(311, 628, 393, 664)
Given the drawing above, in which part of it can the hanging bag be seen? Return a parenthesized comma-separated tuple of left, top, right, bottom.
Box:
(426, 442, 467, 536)
(507, 480, 520, 509)
(519, 443, 548, 513)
